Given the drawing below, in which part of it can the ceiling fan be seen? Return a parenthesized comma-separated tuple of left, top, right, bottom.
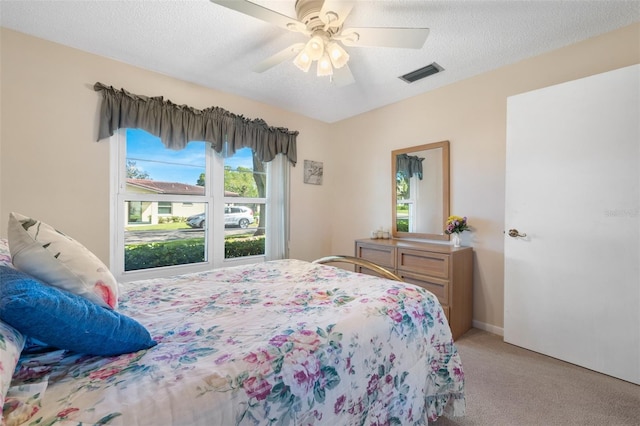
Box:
(210, 0, 430, 87)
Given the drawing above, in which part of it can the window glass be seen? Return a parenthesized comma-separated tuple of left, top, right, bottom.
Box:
(396, 172, 415, 232)
(224, 148, 267, 259)
(125, 202, 208, 271)
(120, 129, 208, 273)
(157, 201, 172, 215)
(127, 201, 148, 224)
(125, 129, 206, 191)
(112, 130, 287, 280)
(396, 172, 411, 201)
(224, 203, 265, 258)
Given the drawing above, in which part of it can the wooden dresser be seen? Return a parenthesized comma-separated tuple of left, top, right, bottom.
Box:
(355, 238, 473, 340)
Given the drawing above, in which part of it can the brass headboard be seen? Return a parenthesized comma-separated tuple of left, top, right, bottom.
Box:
(312, 255, 404, 282)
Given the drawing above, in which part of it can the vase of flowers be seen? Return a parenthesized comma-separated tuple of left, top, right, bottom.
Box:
(445, 215, 470, 247)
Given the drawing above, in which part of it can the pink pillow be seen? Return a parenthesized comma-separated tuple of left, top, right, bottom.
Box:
(7, 212, 118, 309)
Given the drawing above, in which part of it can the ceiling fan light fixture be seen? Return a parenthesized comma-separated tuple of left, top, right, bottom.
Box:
(293, 50, 312, 72)
(306, 36, 325, 60)
(317, 52, 333, 77)
(326, 41, 349, 69)
(211, 0, 436, 86)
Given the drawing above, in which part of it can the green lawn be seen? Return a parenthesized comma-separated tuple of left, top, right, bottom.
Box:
(126, 222, 190, 231)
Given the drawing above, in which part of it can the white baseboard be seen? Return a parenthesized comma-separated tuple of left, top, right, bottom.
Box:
(472, 320, 504, 336)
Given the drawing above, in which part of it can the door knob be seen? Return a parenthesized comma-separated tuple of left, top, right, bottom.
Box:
(508, 229, 527, 238)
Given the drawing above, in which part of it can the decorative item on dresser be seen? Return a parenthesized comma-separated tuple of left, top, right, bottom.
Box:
(355, 238, 473, 340)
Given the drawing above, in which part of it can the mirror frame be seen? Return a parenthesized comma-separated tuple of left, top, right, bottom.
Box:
(391, 140, 450, 240)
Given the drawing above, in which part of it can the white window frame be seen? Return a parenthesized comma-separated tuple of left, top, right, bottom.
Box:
(109, 130, 289, 282)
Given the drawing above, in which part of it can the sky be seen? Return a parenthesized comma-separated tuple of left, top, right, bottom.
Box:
(126, 128, 253, 185)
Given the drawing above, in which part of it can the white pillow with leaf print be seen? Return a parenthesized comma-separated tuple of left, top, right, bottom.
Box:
(7, 212, 118, 309)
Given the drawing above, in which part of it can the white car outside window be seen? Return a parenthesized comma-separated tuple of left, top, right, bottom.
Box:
(224, 206, 254, 228)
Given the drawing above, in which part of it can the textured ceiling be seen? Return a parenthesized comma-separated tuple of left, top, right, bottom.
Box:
(1, 0, 639, 123)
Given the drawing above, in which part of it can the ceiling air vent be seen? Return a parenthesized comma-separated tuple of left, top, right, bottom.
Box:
(399, 62, 444, 83)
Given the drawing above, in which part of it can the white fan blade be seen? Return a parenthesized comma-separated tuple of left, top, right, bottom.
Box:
(319, 0, 354, 29)
(331, 63, 355, 87)
(253, 43, 305, 73)
(210, 0, 308, 34)
(338, 27, 429, 49)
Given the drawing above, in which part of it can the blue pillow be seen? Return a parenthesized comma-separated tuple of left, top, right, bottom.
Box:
(0, 266, 157, 356)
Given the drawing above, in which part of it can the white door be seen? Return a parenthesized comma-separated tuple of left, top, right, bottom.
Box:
(504, 65, 639, 385)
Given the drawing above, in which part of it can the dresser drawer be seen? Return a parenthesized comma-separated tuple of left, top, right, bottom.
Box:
(358, 268, 391, 280)
(397, 248, 449, 279)
(356, 243, 395, 269)
(399, 271, 450, 305)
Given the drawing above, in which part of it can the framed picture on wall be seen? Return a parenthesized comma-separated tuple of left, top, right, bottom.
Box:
(303, 160, 323, 185)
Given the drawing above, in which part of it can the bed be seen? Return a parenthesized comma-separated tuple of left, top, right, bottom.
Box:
(0, 230, 465, 425)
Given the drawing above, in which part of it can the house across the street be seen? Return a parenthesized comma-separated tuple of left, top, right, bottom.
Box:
(125, 179, 238, 225)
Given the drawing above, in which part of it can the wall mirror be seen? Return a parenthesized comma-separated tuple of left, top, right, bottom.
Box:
(392, 140, 450, 240)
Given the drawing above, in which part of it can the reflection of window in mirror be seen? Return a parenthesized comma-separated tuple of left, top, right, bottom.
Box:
(396, 153, 424, 232)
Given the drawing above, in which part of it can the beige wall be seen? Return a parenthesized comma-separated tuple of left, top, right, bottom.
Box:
(1, 23, 638, 332)
(330, 23, 640, 332)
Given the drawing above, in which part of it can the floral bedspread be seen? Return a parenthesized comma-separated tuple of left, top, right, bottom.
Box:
(6, 259, 465, 425)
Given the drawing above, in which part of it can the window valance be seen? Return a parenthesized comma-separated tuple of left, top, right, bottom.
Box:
(396, 153, 424, 180)
(94, 82, 298, 165)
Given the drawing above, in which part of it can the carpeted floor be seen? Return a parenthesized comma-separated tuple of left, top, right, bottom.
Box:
(432, 328, 640, 426)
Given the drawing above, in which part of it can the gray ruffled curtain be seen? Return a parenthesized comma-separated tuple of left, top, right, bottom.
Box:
(94, 83, 298, 165)
(396, 153, 424, 180)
